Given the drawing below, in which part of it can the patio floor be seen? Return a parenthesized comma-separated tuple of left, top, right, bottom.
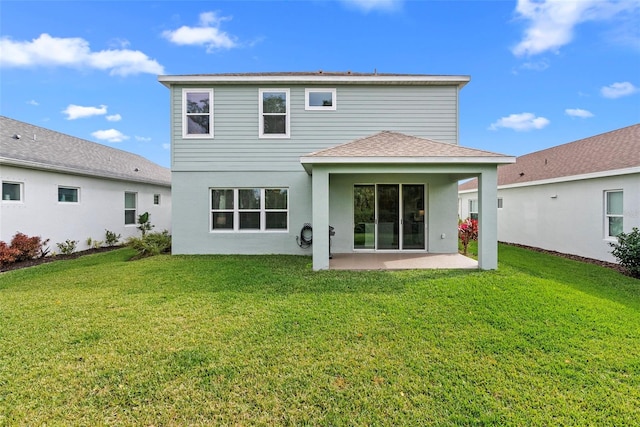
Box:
(329, 253, 478, 270)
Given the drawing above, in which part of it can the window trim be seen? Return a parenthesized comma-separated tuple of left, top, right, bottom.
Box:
(305, 88, 337, 111)
(210, 188, 289, 232)
(182, 88, 214, 139)
(259, 88, 290, 139)
(604, 190, 623, 239)
(2, 181, 23, 203)
(58, 186, 79, 204)
(124, 191, 137, 226)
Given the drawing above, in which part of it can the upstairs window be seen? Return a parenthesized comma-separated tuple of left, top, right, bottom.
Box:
(183, 89, 213, 138)
(58, 187, 79, 203)
(259, 89, 290, 138)
(2, 182, 22, 202)
(305, 88, 336, 111)
(605, 190, 623, 238)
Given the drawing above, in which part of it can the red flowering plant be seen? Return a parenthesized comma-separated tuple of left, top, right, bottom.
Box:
(458, 218, 478, 256)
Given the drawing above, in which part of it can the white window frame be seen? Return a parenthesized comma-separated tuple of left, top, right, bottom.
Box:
(305, 88, 337, 111)
(182, 88, 214, 139)
(2, 181, 23, 203)
(210, 188, 289, 232)
(604, 190, 623, 239)
(469, 199, 478, 220)
(125, 192, 137, 226)
(259, 88, 290, 139)
(58, 186, 79, 203)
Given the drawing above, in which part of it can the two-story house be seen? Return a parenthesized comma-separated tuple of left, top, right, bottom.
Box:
(158, 72, 514, 270)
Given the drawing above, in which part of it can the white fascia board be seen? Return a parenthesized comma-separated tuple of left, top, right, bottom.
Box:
(0, 157, 171, 187)
(456, 166, 640, 192)
(300, 156, 515, 165)
(159, 74, 471, 88)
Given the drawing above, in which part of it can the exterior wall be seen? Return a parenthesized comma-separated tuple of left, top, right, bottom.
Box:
(1, 165, 171, 251)
(170, 84, 460, 172)
(459, 173, 640, 262)
(172, 168, 462, 257)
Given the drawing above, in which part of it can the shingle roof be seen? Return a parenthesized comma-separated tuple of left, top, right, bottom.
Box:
(0, 116, 170, 186)
(458, 124, 640, 191)
(305, 131, 511, 159)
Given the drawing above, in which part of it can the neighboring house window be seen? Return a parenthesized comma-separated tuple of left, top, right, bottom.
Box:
(154, 194, 161, 205)
(497, 198, 503, 209)
(469, 199, 478, 220)
(2, 182, 22, 202)
(305, 88, 336, 111)
(211, 188, 288, 231)
(259, 89, 290, 138)
(183, 89, 213, 138)
(605, 190, 623, 238)
(125, 192, 137, 225)
(58, 187, 79, 203)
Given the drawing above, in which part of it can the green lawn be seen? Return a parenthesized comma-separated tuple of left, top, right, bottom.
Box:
(1, 246, 639, 426)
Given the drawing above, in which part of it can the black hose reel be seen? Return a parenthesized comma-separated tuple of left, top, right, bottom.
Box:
(296, 223, 313, 248)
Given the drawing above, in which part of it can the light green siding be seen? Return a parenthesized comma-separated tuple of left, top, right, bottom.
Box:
(170, 84, 460, 172)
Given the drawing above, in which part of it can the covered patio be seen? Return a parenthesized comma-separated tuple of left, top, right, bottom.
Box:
(300, 131, 515, 271)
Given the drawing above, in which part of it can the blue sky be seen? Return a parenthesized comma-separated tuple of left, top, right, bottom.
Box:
(1, 0, 639, 168)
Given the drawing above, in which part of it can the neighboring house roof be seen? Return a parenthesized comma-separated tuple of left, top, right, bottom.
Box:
(300, 131, 515, 173)
(159, 71, 470, 88)
(0, 116, 171, 186)
(459, 124, 640, 191)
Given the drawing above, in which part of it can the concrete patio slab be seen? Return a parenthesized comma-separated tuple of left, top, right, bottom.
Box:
(329, 253, 478, 270)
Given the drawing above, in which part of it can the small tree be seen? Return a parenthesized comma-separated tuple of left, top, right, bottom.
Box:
(458, 218, 478, 256)
(609, 227, 640, 279)
(137, 212, 154, 237)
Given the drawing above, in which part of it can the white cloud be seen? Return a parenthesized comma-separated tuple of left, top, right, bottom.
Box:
(512, 0, 640, 57)
(489, 113, 550, 131)
(341, 0, 403, 12)
(565, 108, 594, 118)
(0, 33, 164, 76)
(135, 136, 152, 142)
(91, 129, 129, 143)
(162, 11, 237, 52)
(106, 114, 122, 122)
(162, 143, 171, 150)
(63, 104, 107, 120)
(601, 81, 638, 98)
(27, 100, 39, 106)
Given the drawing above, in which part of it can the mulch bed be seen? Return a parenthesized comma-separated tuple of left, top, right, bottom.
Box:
(0, 246, 124, 273)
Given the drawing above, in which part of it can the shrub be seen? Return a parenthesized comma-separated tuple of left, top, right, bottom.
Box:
(105, 229, 121, 247)
(0, 241, 21, 266)
(11, 233, 49, 262)
(127, 230, 171, 259)
(458, 218, 478, 256)
(56, 239, 78, 255)
(137, 212, 154, 237)
(609, 227, 640, 279)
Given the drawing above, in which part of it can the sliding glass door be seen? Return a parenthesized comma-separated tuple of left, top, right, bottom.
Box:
(353, 184, 425, 251)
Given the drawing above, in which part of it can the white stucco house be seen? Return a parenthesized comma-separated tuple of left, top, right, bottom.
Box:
(459, 124, 640, 263)
(158, 71, 514, 270)
(1, 116, 172, 252)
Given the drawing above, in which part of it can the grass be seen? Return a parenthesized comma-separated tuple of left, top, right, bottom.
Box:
(1, 245, 639, 426)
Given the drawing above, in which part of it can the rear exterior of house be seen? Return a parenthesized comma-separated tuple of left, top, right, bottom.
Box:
(459, 124, 640, 263)
(1, 116, 172, 251)
(159, 72, 514, 270)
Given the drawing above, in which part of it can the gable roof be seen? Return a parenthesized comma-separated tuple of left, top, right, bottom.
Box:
(159, 71, 470, 88)
(459, 124, 640, 191)
(0, 116, 171, 186)
(300, 131, 515, 173)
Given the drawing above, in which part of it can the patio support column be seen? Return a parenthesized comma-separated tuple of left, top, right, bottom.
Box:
(311, 166, 330, 270)
(478, 168, 498, 270)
